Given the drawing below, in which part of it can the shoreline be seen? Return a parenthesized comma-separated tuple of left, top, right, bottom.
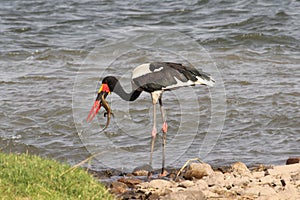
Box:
(88, 158, 300, 199)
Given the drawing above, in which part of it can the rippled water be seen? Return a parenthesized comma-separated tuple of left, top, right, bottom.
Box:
(1, 0, 299, 171)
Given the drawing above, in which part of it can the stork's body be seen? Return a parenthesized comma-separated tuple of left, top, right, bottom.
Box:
(87, 62, 215, 176)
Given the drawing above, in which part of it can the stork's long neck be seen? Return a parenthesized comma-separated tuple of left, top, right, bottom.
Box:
(112, 81, 142, 101)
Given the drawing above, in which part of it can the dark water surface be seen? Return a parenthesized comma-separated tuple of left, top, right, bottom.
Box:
(1, 0, 299, 171)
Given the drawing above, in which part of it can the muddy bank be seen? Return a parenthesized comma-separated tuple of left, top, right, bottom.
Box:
(88, 158, 300, 200)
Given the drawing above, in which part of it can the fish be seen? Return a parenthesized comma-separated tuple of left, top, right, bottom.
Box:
(101, 94, 114, 129)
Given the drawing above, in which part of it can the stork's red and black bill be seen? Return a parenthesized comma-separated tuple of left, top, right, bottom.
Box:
(86, 83, 112, 128)
(86, 100, 101, 122)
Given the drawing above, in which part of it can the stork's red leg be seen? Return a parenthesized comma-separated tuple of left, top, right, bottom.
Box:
(161, 132, 167, 176)
(148, 103, 157, 178)
(159, 98, 168, 133)
(159, 98, 168, 176)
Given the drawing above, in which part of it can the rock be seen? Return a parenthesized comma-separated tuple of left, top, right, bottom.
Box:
(167, 172, 177, 180)
(122, 190, 146, 200)
(185, 179, 208, 193)
(210, 185, 239, 199)
(148, 193, 160, 200)
(161, 190, 205, 200)
(149, 179, 175, 190)
(183, 163, 214, 180)
(231, 162, 250, 175)
(267, 163, 300, 176)
(205, 171, 224, 187)
(118, 177, 142, 188)
(286, 157, 300, 165)
(178, 180, 195, 188)
(194, 179, 209, 190)
(259, 175, 276, 185)
(136, 182, 151, 190)
(252, 171, 265, 179)
(215, 166, 232, 173)
(291, 173, 300, 181)
(110, 181, 128, 194)
(132, 170, 148, 176)
(277, 183, 300, 200)
(230, 175, 250, 188)
(202, 189, 220, 199)
(136, 179, 175, 196)
(250, 164, 271, 172)
(243, 185, 278, 197)
(132, 164, 152, 176)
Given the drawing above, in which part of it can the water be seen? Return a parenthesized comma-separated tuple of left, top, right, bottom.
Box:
(1, 0, 299, 171)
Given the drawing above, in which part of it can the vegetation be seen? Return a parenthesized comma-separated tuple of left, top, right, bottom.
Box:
(0, 152, 114, 200)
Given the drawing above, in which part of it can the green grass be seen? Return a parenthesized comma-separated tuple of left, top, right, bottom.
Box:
(0, 152, 115, 200)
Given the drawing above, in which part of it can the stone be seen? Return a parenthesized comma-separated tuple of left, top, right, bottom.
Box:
(132, 164, 152, 176)
(202, 189, 220, 199)
(277, 182, 300, 200)
(291, 173, 300, 181)
(178, 180, 195, 188)
(259, 175, 274, 185)
(243, 185, 277, 197)
(135, 179, 175, 196)
(250, 164, 271, 172)
(231, 162, 250, 175)
(148, 193, 160, 200)
(268, 163, 300, 176)
(211, 185, 238, 199)
(252, 171, 265, 179)
(149, 179, 174, 189)
(183, 163, 214, 180)
(230, 175, 251, 188)
(205, 171, 224, 187)
(132, 170, 148, 176)
(187, 179, 209, 192)
(286, 157, 300, 165)
(161, 190, 206, 200)
(110, 181, 128, 194)
(118, 177, 142, 188)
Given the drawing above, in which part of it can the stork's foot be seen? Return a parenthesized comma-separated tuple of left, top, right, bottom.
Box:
(147, 171, 153, 180)
(158, 170, 168, 177)
(162, 122, 168, 133)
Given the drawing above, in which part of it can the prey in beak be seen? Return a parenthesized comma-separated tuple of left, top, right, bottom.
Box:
(86, 83, 114, 129)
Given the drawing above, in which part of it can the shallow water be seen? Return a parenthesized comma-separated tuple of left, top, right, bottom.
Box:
(1, 0, 299, 171)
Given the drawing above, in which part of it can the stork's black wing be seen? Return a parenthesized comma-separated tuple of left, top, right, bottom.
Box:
(132, 62, 212, 92)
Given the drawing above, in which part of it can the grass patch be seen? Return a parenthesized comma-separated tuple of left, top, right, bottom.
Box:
(0, 152, 114, 200)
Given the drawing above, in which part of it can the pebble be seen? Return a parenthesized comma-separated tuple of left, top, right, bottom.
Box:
(286, 157, 300, 165)
(118, 177, 142, 188)
(161, 190, 205, 200)
(178, 180, 195, 188)
(183, 162, 214, 180)
(132, 164, 153, 176)
(231, 161, 250, 175)
(110, 181, 128, 194)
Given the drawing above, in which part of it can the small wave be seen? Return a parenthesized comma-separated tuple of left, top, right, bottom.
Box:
(8, 27, 32, 33)
(17, 74, 60, 81)
(232, 33, 299, 45)
(275, 10, 289, 17)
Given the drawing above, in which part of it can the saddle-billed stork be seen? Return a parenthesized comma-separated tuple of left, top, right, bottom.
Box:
(87, 62, 215, 176)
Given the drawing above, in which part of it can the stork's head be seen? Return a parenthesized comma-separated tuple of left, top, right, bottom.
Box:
(86, 76, 117, 122)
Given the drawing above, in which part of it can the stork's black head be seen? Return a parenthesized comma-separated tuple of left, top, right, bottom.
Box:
(102, 76, 119, 92)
